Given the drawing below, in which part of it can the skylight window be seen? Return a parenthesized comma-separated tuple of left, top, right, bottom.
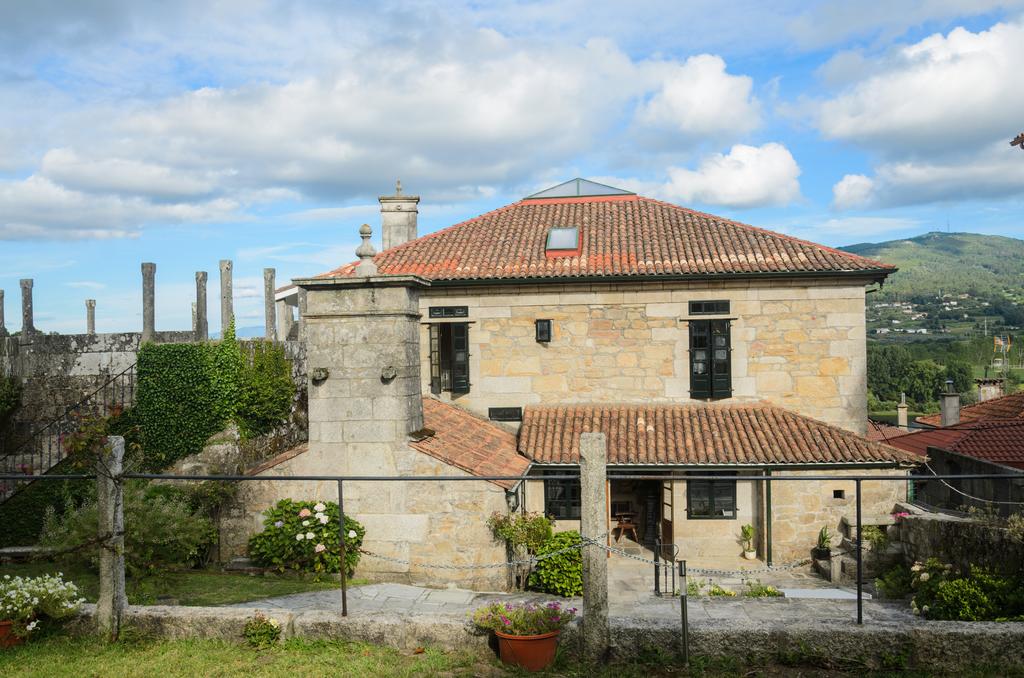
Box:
(546, 227, 579, 251)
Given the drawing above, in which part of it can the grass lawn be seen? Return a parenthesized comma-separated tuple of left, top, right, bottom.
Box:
(1, 636, 1021, 678)
(0, 561, 367, 607)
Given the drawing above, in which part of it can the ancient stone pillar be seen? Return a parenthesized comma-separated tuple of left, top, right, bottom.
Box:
(141, 262, 155, 342)
(19, 279, 34, 336)
(276, 300, 294, 341)
(195, 271, 208, 341)
(579, 432, 609, 663)
(264, 268, 276, 341)
(0, 289, 6, 336)
(379, 180, 420, 250)
(86, 299, 96, 335)
(97, 436, 127, 641)
(219, 260, 233, 334)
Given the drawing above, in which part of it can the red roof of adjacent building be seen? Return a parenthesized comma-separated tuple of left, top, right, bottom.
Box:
(518, 402, 919, 466)
(411, 397, 529, 488)
(321, 191, 894, 283)
(916, 392, 1024, 427)
(867, 420, 905, 442)
(887, 420, 1024, 470)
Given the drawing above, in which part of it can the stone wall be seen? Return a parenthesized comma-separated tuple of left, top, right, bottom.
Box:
(897, 506, 1024, 576)
(418, 277, 870, 434)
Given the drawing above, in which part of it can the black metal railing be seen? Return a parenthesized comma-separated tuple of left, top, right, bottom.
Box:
(0, 363, 136, 501)
(653, 538, 679, 596)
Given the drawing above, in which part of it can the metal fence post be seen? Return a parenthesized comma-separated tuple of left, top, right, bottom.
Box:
(679, 559, 689, 664)
(97, 436, 127, 641)
(337, 479, 348, 617)
(855, 478, 863, 626)
(654, 538, 661, 596)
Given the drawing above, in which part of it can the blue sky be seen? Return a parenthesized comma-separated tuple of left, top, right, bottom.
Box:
(1, 1, 1023, 335)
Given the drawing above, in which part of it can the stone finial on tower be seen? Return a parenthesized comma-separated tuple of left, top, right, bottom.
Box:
(354, 223, 378, 277)
(86, 299, 96, 335)
(379, 181, 419, 250)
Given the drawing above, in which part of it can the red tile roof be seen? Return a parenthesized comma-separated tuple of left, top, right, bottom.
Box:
(887, 420, 1024, 470)
(916, 392, 1024, 427)
(517, 402, 919, 466)
(411, 397, 529, 488)
(867, 420, 905, 442)
(321, 194, 894, 283)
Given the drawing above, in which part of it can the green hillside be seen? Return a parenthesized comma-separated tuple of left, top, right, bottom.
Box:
(841, 232, 1024, 301)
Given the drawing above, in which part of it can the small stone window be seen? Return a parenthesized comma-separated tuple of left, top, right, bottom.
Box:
(535, 319, 552, 343)
(833, 489, 845, 499)
(688, 300, 730, 315)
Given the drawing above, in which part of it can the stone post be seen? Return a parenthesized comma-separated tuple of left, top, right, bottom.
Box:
(96, 436, 127, 641)
(86, 299, 96, 335)
(195, 271, 208, 341)
(141, 262, 155, 342)
(276, 300, 294, 341)
(579, 432, 609, 663)
(0, 289, 6, 336)
(219, 260, 233, 334)
(264, 268, 276, 341)
(19, 279, 34, 336)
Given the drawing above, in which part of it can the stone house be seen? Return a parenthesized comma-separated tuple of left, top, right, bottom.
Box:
(241, 179, 918, 589)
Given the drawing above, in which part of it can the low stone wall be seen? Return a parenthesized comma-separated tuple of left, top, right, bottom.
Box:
(898, 506, 1024, 576)
(68, 603, 1024, 672)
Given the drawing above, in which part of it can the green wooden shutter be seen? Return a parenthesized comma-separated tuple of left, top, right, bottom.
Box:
(451, 322, 470, 393)
(429, 324, 441, 395)
(689, 320, 711, 398)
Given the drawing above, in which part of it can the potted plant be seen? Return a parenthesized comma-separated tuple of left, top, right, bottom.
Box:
(812, 526, 833, 559)
(0, 573, 85, 648)
(740, 524, 756, 560)
(471, 601, 577, 671)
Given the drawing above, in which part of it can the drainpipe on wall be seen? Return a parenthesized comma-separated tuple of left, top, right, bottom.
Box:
(765, 468, 773, 567)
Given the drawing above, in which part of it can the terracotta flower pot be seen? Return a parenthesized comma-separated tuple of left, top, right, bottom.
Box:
(0, 621, 24, 649)
(494, 629, 560, 672)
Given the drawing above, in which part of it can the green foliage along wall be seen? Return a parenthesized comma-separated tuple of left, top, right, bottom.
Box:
(134, 324, 295, 471)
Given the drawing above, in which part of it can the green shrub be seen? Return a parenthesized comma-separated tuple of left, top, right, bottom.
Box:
(243, 611, 282, 648)
(528, 531, 583, 597)
(707, 583, 736, 597)
(0, 375, 20, 433)
(930, 579, 994, 621)
(910, 559, 1024, 621)
(40, 481, 214, 579)
(236, 341, 295, 438)
(487, 512, 553, 553)
(876, 564, 913, 599)
(744, 580, 782, 597)
(248, 499, 364, 577)
(0, 459, 92, 548)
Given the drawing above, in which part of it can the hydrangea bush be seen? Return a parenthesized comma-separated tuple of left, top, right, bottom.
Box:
(248, 499, 364, 576)
(0, 573, 85, 637)
(909, 558, 1024, 621)
(471, 601, 577, 636)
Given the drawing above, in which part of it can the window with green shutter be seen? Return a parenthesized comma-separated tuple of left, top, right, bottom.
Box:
(689, 319, 731, 399)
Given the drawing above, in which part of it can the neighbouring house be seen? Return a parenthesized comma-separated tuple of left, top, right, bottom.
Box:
(231, 179, 918, 589)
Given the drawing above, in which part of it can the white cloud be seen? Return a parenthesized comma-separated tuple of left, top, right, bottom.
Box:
(40, 148, 221, 200)
(817, 19, 1024, 155)
(658, 143, 802, 208)
(832, 174, 875, 209)
(632, 54, 760, 148)
(66, 281, 106, 290)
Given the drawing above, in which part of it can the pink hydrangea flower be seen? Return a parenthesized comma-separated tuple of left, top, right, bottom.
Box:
(298, 508, 312, 518)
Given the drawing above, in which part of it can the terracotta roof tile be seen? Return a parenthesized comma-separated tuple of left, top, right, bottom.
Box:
(887, 420, 1024, 470)
(867, 420, 905, 442)
(321, 195, 894, 282)
(916, 392, 1024, 427)
(411, 398, 529, 488)
(518, 402, 919, 466)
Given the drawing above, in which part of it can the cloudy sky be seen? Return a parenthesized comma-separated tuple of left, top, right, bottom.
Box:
(2, 1, 1023, 334)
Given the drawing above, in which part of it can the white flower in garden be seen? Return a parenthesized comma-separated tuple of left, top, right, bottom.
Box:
(922, 605, 930, 614)
(315, 544, 326, 553)
(314, 502, 326, 512)
(274, 521, 284, 528)
(348, 530, 357, 539)
(919, 572, 930, 582)
(318, 515, 329, 525)
(302, 520, 310, 527)
(305, 532, 315, 540)
(296, 534, 305, 541)
(26, 620, 38, 632)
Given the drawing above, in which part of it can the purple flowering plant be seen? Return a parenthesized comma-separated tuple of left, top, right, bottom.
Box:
(471, 601, 577, 636)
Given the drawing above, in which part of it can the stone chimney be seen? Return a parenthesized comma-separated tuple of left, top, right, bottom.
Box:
(379, 180, 419, 251)
(896, 392, 908, 430)
(975, 378, 1005, 403)
(940, 379, 960, 427)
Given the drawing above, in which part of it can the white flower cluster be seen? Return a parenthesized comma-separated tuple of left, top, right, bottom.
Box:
(0, 573, 85, 636)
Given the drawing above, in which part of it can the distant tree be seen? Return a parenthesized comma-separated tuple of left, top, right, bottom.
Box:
(904, 360, 946, 406)
(944, 360, 973, 394)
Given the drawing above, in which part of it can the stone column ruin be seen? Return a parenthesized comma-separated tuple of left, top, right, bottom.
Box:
(0, 289, 6, 336)
(96, 436, 127, 641)
(264, 268, 276, 341)
(141, 262, 156, 342)
(580, 432, 610, 662)
(219, 260, 233, 334)
(86, 299, 96, 335)
(20, 279, 34, 337)
(195, 271, 208, 341)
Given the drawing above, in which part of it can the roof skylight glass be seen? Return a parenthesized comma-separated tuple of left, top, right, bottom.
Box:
(546, 227, 579, 250)
(527, 178, 635, 200)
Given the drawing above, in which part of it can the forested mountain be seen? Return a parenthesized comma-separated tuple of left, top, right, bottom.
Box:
(841, 232, 1024, 302)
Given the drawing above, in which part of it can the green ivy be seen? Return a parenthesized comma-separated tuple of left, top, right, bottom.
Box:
(0, 459, 92, 547)
(528, 530, 583, 597)
(248, 499, 364, 577)
(0, 375, 20, 432)
(236, 340, 295, 438)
